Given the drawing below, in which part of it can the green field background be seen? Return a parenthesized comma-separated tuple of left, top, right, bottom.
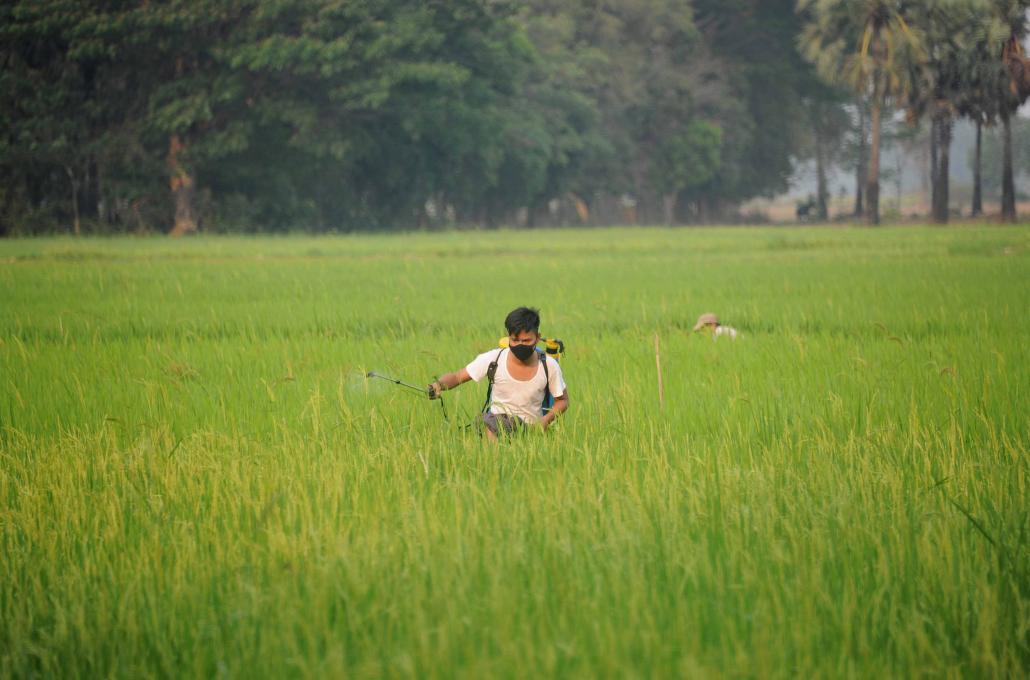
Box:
(1, 227, 1028, 677)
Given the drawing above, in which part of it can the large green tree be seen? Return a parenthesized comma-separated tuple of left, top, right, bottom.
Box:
(694, 0, 824, 218)
(1, 1, 121, 235)
(2, 0, 911, 233)
(188, 0, 539, 231)
(510, 0, 735, 225)
(1, 0, 544, 233)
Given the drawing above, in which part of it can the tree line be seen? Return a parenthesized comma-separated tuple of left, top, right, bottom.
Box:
(1, 0, 1027, 235)
(800, 0, 1029, 225)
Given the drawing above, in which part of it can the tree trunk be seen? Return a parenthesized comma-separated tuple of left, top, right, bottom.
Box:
(929, 116, 938, 216)
(932, 115, 952, 224)
(662, 193, 676, 226)
(940, 118, 951, 222)
(1001, 112, 1016, 222)
(815, 128, 829, 220)
(971, 120, 983, 217)
(83, 158, 99, 222)
(572, 193, 590, 225)
(865, 100, 881, 225)
(895, 144, 903, 214)
(919, 126, 930, 208)
(65, 165, 81, 236)
(854, 102, 866, 217)
(167, 134, 198, 237)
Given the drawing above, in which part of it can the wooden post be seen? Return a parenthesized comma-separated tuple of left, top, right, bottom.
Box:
(654, 333, 664, 408)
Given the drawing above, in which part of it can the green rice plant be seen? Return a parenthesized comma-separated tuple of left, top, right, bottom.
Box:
(0, 226, 1028, 677)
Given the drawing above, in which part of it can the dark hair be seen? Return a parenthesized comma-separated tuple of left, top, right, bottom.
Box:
(505, 307, 540, 335)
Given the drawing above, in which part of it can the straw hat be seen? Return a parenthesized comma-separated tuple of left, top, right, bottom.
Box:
(693, 313, 719, 331)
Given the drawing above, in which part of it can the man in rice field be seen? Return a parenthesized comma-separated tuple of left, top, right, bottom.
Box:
(427, 307, 569, 440)
(693, 313, 739, 340)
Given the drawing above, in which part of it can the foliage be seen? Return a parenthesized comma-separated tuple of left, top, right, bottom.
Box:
(799, 0, 927, 100)
(695, 0, 829, 206)
(0, 0, 835, 233)
(11, 0, 1021, 232)
(651, 119, 723, 197)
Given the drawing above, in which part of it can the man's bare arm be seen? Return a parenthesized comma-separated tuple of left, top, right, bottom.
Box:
(540, 391, 569, 429)
(428, 368, 472, 398)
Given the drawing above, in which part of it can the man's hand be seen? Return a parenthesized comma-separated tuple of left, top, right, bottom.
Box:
(427, 380, 444, 400)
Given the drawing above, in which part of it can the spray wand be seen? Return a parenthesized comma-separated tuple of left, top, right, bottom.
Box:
(366, 371, 449, 422)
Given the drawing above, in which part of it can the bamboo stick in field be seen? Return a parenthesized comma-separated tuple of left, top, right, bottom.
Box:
(655, 332, 664, 408)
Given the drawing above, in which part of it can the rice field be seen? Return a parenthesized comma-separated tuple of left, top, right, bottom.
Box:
(1, 226, 1028, 678)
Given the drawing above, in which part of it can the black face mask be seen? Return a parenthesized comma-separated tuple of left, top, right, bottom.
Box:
(509, 343, 536, 361)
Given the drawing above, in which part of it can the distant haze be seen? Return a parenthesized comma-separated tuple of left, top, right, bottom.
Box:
(787, 107, 1030, 201)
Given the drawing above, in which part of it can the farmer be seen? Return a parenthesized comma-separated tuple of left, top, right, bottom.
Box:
(693, 312, 739, 340)
(427, 307, 569, 440)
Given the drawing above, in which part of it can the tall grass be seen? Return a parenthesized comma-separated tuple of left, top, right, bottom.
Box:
(1, 226, 1028, 677)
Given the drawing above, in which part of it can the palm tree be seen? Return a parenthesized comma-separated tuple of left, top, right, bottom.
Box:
(903, 0, 978, 224)
(989, 0, 1030, 221)
(954, 3, 1002, 218)
(957, 1, 1029, 221)
(798, 0, 926, 225)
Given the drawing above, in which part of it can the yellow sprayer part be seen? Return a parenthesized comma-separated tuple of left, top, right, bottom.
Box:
(544, 338, 564, 359)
